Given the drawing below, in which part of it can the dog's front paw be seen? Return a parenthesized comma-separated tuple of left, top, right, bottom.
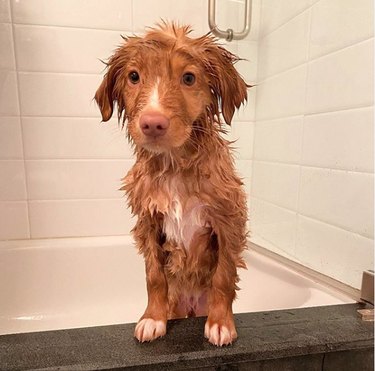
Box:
(204, 320, 237, 346)
(134, 318, 167, 342)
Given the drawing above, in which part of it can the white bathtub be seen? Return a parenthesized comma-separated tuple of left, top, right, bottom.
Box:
(0, 236, 355, 336)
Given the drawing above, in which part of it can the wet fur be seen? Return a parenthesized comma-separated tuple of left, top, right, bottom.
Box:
(95, 22, 250, 346)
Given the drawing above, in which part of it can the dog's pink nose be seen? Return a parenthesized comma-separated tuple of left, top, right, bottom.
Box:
(139, 113, 170, 137)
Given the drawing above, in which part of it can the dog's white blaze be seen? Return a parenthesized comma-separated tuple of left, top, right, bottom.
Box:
(148, 78, 161, 109)
(163, 197, 205, 250)
(162, 178, 207, 250)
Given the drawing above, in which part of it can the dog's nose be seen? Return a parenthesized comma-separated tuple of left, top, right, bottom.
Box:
(139, 113, 170, 137)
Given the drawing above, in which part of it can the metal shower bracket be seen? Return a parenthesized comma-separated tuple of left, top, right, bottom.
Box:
(208, 0, 252, 41)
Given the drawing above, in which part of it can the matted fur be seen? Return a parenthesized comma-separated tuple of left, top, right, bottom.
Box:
(95, 22, 250, 346)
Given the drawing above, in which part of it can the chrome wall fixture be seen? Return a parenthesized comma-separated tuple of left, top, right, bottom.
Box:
(208, 0, 252, 41)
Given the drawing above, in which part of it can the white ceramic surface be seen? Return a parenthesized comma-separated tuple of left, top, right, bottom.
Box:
(0, 236, 354, 336)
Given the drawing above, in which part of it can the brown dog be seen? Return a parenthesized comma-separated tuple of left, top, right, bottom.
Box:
(95, 22, 249, 346)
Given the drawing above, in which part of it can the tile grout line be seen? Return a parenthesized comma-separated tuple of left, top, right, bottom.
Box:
(252, 159, 374, 175)
(12, 21, 133, 34)
(249, 0, 264, 204)
(250, 195, 374, 241)
(258, 3, 316, 42)
(9, 1, 31, 239)
(256, 36, 374, 85)
(294, 5, 314, 257)
(256, 103, 374, 122)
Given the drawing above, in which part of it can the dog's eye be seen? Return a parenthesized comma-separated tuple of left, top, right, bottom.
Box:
(128, 71, 140, 84)
(182, 72, 195, 86)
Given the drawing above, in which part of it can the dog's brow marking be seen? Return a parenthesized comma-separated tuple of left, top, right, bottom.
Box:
(149, 77, 161, 109)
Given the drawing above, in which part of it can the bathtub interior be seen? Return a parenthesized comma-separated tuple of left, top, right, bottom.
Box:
(0, 236, 354, 336)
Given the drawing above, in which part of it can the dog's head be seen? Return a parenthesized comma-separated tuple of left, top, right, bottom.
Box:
(95, 22, 248, 154)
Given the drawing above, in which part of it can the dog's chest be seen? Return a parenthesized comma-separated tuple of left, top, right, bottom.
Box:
(147, 179, 207, 250)
(163, 196, 205, 250)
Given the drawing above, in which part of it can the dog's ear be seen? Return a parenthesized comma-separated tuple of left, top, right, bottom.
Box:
(94, 72, 115, 122)
(200, 37, 249, 125)
(94, 38, 131, 122)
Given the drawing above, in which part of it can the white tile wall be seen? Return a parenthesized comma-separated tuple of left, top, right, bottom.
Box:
(297, 215, 374, 288)
(0, 71, 19, 115)
(0, 202, 29, 239)
(253, 116, 303, 163)
(22, 117, 132, 159)
(133, 0, 207, 35)
(299, 167, 374, 239)
(0, 161, 27, 201)
(0, 117, 23, 159)
(250, 197, 298, 258)
(256, 65, 307, 120)
(18, 73, 101, 117)
(26, 160, 133, 200)
(0, 23, 15, 69)
(14, 25, 125, 74)
(1, 0, 258, 240)
(309, 0, 374, 59)
(259, 0, 311, 37)
(0, 0, 10, 23)
(302, 107, 374, 172)
(29, 199, 134, 238)
(258, 11, 310, 80)
(252, 161, 300, 210)
(253, 0, 374, 288)
(306, 39, 373, 114)
(11, 0, 133, 30)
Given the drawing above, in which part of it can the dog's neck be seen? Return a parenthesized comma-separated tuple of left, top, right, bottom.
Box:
(132, 125, 227, 176)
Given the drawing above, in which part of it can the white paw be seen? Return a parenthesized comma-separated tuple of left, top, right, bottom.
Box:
(204, 322, 237, 346)
(134, 318, 166, 342)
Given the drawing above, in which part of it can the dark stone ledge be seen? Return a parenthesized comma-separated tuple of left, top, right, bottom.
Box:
(0, 303, 373, 371)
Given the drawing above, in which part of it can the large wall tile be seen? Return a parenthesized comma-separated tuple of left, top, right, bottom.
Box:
(306, 39, 373, 114)
(231, 121, 254, 160)
(310, 0, 373, 59)
(133, 0, 206, 35)
(256, 65, 307, 120)
(260, 0, 310, 37)
(296, 215, 374, 288)
(22, 117, 132, 159)
(18, 73, 101, 117)
(26, 160, 133, 200)
(0, 201, 29, 239)
(303, 107, 374, 172)
(258, 10, 310, 80)
(236, 41, 258, 83)
(0, 71, 19, 116)
(251, 161, 300, 210)
(0, 160, 27, 201)
(14, 25, 124, 74)
(0, 0, 11, 22)
(29, 199, 134, 238)
(0, 117, 23, 159)
(299, 167, 374, 238)
(0, 23, 15, 70)
(254, 116, 303, 164)
(11, 0, 132, 30)
(250, 197, 297, 258)
(0, 0, 10, 22)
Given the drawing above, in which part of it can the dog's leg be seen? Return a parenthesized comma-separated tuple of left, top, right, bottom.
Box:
(204, 252, 238, 346)
(133, 218, 168, 342)
(204, 216, 247, 346)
